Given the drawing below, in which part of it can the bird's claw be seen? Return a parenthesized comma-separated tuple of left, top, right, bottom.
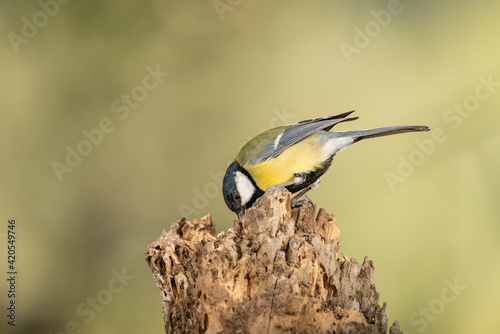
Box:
(251, 186, 286, 208)
(290, 196, 315, 208)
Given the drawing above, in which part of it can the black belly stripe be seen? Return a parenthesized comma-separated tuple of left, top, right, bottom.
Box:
(285, 156, 334, 194)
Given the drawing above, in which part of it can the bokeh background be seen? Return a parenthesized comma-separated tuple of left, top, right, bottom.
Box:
(1, 1, 499, 333)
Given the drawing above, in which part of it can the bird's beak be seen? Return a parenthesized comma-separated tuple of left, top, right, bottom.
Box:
(237, 208, 246, 220)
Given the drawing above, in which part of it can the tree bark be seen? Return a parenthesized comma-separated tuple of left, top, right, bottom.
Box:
(145, 189, 403, 334)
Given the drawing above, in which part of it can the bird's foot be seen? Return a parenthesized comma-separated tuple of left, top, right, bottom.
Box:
(290, 178, 320, 208)
(266, 174, 305, 192)
(290, 196, 315, 208)
(251, 186, 290, 208)
(252, 175, 306, 208)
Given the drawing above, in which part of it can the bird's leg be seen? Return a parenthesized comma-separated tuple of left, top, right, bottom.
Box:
(251, 174, 306, 207)
(291, 178, 321, 208)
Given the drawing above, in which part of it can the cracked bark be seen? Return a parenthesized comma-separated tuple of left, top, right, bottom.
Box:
(145, 189, 403, 334)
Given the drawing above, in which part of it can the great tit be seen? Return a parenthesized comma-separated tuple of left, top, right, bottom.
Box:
(223, 111, 429, 219)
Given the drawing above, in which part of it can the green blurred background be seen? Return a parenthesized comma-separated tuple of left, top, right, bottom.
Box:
(1, 1, 499, 333)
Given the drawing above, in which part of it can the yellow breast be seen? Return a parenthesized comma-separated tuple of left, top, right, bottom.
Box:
(242, 134, 326, 191)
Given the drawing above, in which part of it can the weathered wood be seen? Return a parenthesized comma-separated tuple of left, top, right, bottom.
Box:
(145, 189, 402, 334)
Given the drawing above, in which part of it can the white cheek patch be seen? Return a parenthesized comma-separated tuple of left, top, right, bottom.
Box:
(322, 137, 355, 158)
(234, 171, 255, 207)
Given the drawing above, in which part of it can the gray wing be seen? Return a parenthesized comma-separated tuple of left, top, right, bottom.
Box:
(240, 111, 358, 165)
(270, 111, 358, 159)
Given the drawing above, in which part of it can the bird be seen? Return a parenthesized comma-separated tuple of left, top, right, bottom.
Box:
(222, 111, 430, 219)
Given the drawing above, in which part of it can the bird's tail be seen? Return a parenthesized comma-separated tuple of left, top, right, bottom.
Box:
(335, 125, 430, 142)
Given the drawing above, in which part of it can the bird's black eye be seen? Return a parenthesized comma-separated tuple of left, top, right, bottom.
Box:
(233, 192, 240, 201)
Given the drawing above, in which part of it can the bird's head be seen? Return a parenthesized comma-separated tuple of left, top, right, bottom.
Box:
(223, 161, 262, 219)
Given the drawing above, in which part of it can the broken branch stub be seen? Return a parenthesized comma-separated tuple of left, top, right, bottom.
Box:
(145, 189, 403, 334)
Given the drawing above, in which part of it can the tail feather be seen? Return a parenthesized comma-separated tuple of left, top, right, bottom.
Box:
(335, 125, 430, 142)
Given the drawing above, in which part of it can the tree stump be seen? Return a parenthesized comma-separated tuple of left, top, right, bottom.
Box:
(145, 189, 403, 334)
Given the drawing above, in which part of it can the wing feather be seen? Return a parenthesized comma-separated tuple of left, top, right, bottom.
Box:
(239, 111, 358, 166)
(271, 111, 358, 159)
